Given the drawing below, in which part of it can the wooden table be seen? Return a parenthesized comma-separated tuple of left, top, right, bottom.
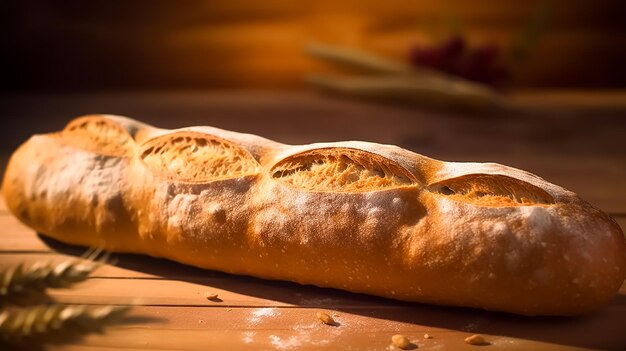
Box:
(1, 91, 625, 350)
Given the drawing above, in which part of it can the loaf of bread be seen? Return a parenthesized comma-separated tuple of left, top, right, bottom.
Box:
(3, 115, 626, 316)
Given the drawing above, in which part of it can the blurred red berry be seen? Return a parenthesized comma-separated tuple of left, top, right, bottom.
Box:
(468, 43, 499, 67)
(408, 36, 510, 89)
(439, 35, 466, 59)
(409, 46, 444, 69)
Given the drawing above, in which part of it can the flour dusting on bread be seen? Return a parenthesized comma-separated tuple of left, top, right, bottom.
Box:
(3, 114, 626, 316)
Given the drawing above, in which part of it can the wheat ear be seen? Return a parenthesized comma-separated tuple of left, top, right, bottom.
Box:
(0, 248, 108, 303)
(0, 304, 130, 346)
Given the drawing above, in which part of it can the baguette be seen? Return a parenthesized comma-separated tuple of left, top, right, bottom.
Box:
(3, 115, 625, 316)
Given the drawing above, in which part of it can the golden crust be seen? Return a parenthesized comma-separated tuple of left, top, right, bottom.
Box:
(3, 114, 626, 316)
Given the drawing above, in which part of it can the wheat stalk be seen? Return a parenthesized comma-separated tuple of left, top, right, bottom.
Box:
(0, 248, 109, 304)
(0, 304, 130, 346)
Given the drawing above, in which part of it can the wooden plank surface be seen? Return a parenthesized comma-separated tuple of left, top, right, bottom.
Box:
(43, 305, 626, 351)
(1, 91, 625, 350)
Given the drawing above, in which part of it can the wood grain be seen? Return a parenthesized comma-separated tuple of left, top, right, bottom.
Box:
(42, 303, 626, 351)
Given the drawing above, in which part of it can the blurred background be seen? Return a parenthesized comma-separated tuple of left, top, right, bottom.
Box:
(0, 0, 625, 215)
(1, 0, 625, 91)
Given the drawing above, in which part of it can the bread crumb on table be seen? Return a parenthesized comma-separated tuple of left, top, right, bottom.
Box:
(391, 334, 411, 349)
(203, 292, 219, 300)
(316, 312, 335, 325)
(465, 334, 488, 345)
